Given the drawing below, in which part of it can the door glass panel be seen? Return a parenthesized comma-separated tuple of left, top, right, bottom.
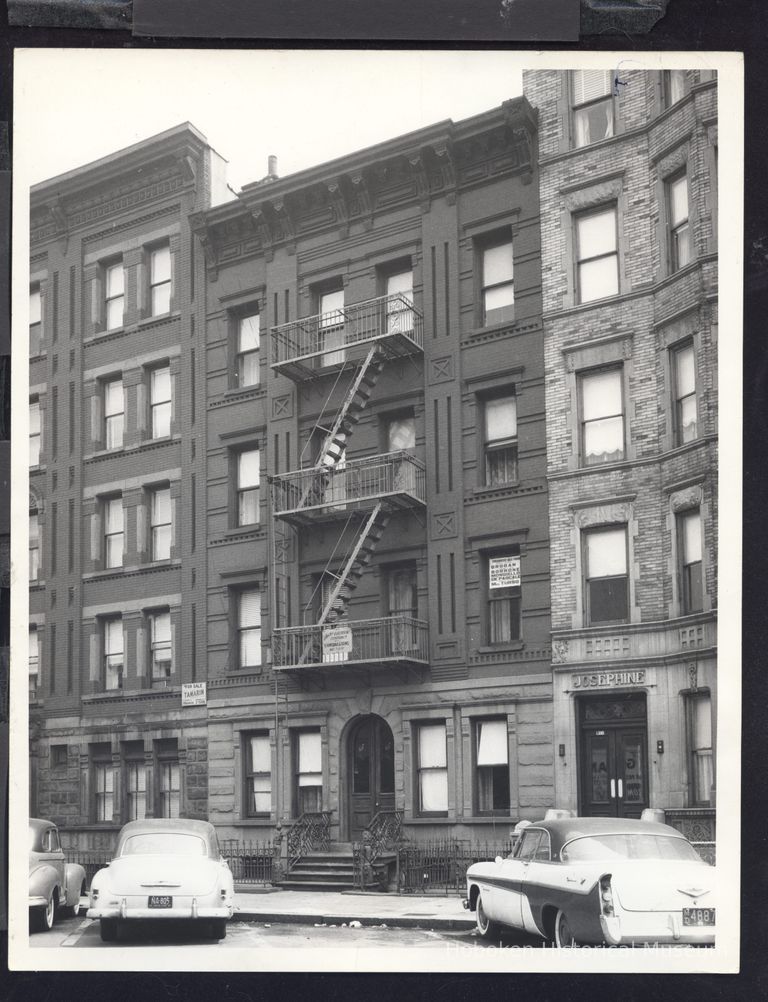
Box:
(353, 725, 371, 794)
(621, 736, 644, 805)
(589, 735, 611, 804)
(379, 725, 395, 794)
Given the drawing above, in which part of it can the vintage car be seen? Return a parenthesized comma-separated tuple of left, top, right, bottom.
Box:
(87, 818, 235, 942)
(29, 818, 87, 932)
(464, 817, 715, 947)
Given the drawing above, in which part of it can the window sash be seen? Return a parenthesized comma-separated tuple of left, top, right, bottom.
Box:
(238, 449, 259, 489)
(238, 314, 260, 352)
(158, 762, 180, 818)
(126, 763, 147, 821)
(150, 368, 172, 437)
(586, 527, 627, 578)
(30, 402, 41, 465)
(30, 286, 42, 326)
(477, 720, 508, 766)
(150, 246, 171, 315)
(387, 416, 416, 452)
(95, 765, 114, 821)
(418, 723, 446, 769)
(417, 724, 448, 812)
(572, 69, 612, 106)
(484, 395, 517, 444)
(488, 592, 521, 644)
(666, 70, 686, 106)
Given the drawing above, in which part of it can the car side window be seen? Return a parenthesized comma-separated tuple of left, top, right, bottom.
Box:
(534, 832, 551, 861)
(517, 830, 544, 860)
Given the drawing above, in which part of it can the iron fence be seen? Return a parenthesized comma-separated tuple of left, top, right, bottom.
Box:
(273, 616, 429, 671)
(397, 837, 517, 895)
(220, 839, 280, 885)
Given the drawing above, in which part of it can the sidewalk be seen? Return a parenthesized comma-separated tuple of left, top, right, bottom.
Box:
(232, 887, 474, 931)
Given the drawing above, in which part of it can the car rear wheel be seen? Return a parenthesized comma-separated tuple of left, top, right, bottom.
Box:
(207, 919, 227, 940)
(475, 893, 500, 940)
(554, 908, 578, 948)
(100, 918, 118, 943)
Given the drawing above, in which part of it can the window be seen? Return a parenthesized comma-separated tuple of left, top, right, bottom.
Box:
(386, 413, 416, 452)
(94, 763, 114, 822)
(480, 240, 514, 326)
(103, 617, 123, 690)
(245, 733, 271, 816)
(104, 497, 124, 568)
(149, 243, 171, 316)
(104, 378, 124, 450)
(386, 565, 418, 654)
(158, 760, 180, 818)
(664, 70, 686, 108)
(417, 722, 448, 814)
(672, 342, 697, 445)
(572, 70, 614, 148)
(29, 400, 41, 466)
(686, 692, 713, 806)
(104, 261, 124, 330)
(51, 744, 68, 768)
(150, 610, 172, 684)
(668, 172, 691, 272)
(126, 761, 147, 821)
(237, 589, 261, 669)
(236, 313, 260, 387)
(30, 284, 42, 354)
(487, 553, 522, 644)
(517, 828, 551, 862)
(150, 366, 171, 439)
(295, 730, 322, 814)
(29, 627, 39, 699)
(576, 207, 619, 303)
(579, 368, 624, 465)
(151, 487, 172, 560)
(29, 512, 40, 581)
(584, 527, 629, 625)
(385, 270, 414, 333)
(237, 448, 260, 525)
(483, 394, 518, 485)
(319, 288, 346, 366)
(678, 509, 703, 614)
(475, 719, 510, 815)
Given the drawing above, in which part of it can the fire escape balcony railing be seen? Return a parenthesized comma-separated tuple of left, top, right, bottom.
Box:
(270, 451, 426, 525)
(272, 616, 429, 671)
(270, 293, 423, 380)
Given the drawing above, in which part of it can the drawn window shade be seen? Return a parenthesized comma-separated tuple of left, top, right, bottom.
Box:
(417, 722, 448, 814)
(572, 70, 614, 148)
(296, 731, 322, 814)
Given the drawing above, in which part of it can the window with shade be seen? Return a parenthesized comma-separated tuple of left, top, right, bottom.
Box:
(579, 367, 625, 466)
(149, 243, 171, 316)
(667, 171, 691, 272)
(126, 761, 147, 821)
(672, 342, 697, 446)
(104, 497, 124, 568)
(475, 719, 510, 815)
(150, 610, 172, 685)
(319, 288, 346, 366)
(237, 449, 260, 526)
(571, 70, 614, 148)
(103, 617, 123, 691)
(158, 760, 180, 819)
(30, 284, 42, 355)
(104, 378, 124, 450)
(386, 413, 416, 453)
(94, 762, 114, 822)
(29, 399, 41, 467)
(104, 261, 124, 331)
(29, 626, 39, 700)
(237, 589, 261, 669)
(664, 70, 686, 108)
(245, 733, 271, 817)
(575, 206, 619, 304)
(584, 526, 629, 625)
(29, 511, 40, 581)
(483, 394, 518, 485)
(386, 564, 418, 654)
(678, 509, 703, 614)
(385, 270, 414, 334)
(151, 487, 172, 560)
(487, 553, 522, 644)
(236, 313, 260, 387)
(295, 730, 322, 814)
(150, 366, 171, 439)
(686, 692, 713, 806)
(480, 239, 514, 326)
(417, 722, 448, 815)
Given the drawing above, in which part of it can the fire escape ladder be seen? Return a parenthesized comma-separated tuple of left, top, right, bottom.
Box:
(318, 344, 386, 469)
(319, 502, 391, 626)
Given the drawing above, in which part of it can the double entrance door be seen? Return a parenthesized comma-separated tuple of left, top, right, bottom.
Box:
(348, 715, 395, 839)
(579, 694, 648, 819)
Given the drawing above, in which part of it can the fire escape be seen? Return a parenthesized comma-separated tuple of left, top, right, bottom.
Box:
(269, 293, 428, 673)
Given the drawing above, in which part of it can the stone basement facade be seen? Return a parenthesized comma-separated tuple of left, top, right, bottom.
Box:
(29, 100, 555, 850)
(523, 69, 717, 844)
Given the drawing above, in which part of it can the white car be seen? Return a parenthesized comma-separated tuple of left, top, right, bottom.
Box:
(87, 818, 235, 942)
(464, 817, 715, 947)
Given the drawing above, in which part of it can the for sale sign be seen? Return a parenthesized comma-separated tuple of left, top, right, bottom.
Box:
(489, 555, 520, 589)
(182, 682, 207, 706)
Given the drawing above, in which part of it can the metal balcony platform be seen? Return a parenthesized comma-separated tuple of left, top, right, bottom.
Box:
(270, 293, 423, 382)
(272, 616, 429, 672)
(270, 451, 426, 527)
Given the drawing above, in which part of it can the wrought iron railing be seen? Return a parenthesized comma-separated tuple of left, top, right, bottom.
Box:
(275, 811, 332, 873)
(664, 808, 716, 865)
(352, 809, 404, 889)
(397, 837, 518, 895)
(271, 451, 426, 520)
(271, 293, 423, 372)
(272, 616, 429, 671)
(220, 838, 280, 885)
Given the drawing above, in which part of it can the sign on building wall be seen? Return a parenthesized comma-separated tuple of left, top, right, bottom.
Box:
(489, 555, 521, 589)
(323, 623, 352, 662)
(571, 671, 646, 689)
(182, 682, 207, 706)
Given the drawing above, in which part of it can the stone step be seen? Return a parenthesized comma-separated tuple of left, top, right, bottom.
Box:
(278, 878, 360, 891)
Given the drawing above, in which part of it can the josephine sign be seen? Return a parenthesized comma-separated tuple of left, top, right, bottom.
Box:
(571, 670, 646, 689)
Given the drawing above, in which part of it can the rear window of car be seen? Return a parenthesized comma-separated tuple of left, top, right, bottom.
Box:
(560, 833, 703, 863)
(120, 833, 207, 856)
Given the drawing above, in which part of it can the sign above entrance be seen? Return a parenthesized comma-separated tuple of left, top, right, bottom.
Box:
(182, 682, 207, 706)
(323, 623, 353, 662)
(571, 670, 646, 689)
(489, 555, 520, 589)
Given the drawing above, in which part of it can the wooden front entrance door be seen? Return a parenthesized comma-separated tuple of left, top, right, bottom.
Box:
(579, 695, 648, 819)
(349, 716, 395, 839)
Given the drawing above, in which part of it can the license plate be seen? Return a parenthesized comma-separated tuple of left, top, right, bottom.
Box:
(682, 907, 715, 926)
(148, 895, 172, 908)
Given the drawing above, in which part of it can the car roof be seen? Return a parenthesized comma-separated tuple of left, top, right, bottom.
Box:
(523, 817, 687, 852)
(29, 818, 56, 833)
(118, 818, 216, 838)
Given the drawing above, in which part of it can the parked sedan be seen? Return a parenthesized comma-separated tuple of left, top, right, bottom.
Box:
(29, 818, 87, 932)
(464, 817, 715, 947)
(87, 818, 235, 943)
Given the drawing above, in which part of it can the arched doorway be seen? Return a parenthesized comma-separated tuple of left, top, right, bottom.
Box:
(347, 715, 395, 839)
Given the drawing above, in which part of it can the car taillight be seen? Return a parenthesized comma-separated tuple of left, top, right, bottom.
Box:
(91, 889, 99, 900)
(599, 875, 614, 916)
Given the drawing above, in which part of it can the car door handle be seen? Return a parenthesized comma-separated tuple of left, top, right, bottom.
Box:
(610, 779, 616, 799)
(618, 779, 623, 798)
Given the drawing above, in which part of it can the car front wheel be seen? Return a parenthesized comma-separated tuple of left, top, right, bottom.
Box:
(554, 908, 578, 948)
(30, 892, 56, 933)
(475, 893, 500, 940)
(100, 918, 118, 943)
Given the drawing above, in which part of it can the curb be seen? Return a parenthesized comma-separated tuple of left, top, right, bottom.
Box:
(232, 910, 475, 931)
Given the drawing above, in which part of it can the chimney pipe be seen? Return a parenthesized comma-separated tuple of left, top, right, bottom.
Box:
(268, 155, 278, 178)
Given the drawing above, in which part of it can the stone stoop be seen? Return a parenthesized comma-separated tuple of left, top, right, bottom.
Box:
(278, 844, 392, 891)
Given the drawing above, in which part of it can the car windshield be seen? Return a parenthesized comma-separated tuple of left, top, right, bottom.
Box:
(560, 833, 702, 863)
(120, 833, 207, 857)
